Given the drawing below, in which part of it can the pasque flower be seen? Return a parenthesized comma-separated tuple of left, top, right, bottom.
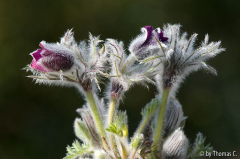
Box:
(106, 37, 160, 100)
(104, 28, 169, 157)
(26, 30, 109, 150)
(30, 41, 75, 72)
(105, 37, 160, 158)
(27, 30, 108, 92)
(152, 24, 225, 151)
(104, 26, 169, 102)
(105, 38, 159, 119)
(155, 24, 225, 91)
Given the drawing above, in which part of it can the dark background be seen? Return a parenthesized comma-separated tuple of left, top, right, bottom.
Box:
(0, 0, 239, 158)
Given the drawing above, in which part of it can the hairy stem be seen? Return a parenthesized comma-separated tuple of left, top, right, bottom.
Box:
(108, 98, 118, 124)
(108, 98, 122, 159)
(152, 88, 170, 150)
(85, 91, 108, 149)
(110, 134, 121, 159)
(129, 149, 138, 159)
(120, 141, 128, 159)
(133, 103, 158, 139)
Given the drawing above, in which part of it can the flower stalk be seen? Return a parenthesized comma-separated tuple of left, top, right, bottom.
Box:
(152, 88, 170, 150)
(110, 134, 121, 159)
(107, 98, 121, 159)
(108, 98, 118, 124)
(85, 91, 108, 149)
(136, 117, 150, 137)
(134, 98, 159, 139)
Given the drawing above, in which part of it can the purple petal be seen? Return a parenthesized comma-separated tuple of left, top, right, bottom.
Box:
(31, 49, 43, 61)
(144, 26, 153, 41)
(161, 37, 169, 42)
(30, 41, 75, 72)
(159, 30, 164, 38)
(159, 30, 168, 43)
(141, 26, 153, 47)
(30, 59, 50, 72)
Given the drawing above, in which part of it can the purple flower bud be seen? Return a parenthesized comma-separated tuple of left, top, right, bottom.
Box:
(30, 41, 75, 72)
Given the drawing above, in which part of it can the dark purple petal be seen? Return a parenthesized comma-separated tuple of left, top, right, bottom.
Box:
(141, 26, 153, 47)
(159, 30, 168, 43)
(144, 26, 153, 41)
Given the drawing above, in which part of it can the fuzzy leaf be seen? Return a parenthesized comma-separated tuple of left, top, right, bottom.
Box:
(74, 119, 91, 143)
(141, 98, 159, 118)
(64, 140, 90, 159)
(187, 133, 213, 159)
(131, 134, 144, 149)
(106, 123, 123, 137)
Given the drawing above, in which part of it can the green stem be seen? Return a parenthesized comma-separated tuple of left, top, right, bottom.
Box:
(85, 91, 108, 149)
(152, 88, 170, 150)
(108, 98, 118, 124)
(108, 98, 122, 159)
(129, 149, 137, 159)
(134, 105, 158, 139)
(120, 141, 128, 159)
(110, 134, 121, 159)
(136, 119, 149, 135)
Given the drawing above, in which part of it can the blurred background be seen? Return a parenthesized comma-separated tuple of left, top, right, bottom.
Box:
(0, 0, 239, 158)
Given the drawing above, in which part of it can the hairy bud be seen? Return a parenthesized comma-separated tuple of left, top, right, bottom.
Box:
(163, 97, 186, 137)
(77, 108, 101, 148)
(162, 128, 189, 159)
(30, 41, 74, 72)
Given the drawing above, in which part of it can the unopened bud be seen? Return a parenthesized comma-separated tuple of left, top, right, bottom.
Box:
(162, 128, 189, 159)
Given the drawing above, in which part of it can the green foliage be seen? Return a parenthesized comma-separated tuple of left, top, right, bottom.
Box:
(106, 123, 123, 137)
(141, 98, 159, 118)
(114, 111, 128, 128)
(106, 111, 128, 137)
(64, 140, 90, 159)
(131, 134, 144, 149)
(74, 119, 91, 143)
(187, 133, 213, 159)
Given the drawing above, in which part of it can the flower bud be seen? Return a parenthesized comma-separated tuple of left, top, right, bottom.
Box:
(30, 41, 74, 72)
(162, 128, 189, 159)
(110, 79, 124, 99)
(74, 118, 91, 143)
(163, 97, 186, 137)
(77, 107, 101, 148)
